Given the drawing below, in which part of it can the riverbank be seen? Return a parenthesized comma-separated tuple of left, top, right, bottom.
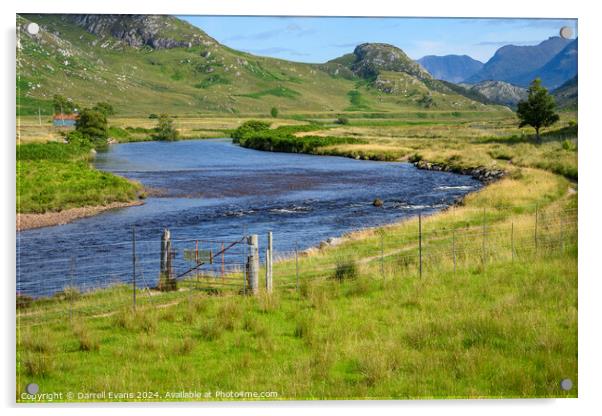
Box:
(16, 142, 143, 227)
(17, 200, 144, 231)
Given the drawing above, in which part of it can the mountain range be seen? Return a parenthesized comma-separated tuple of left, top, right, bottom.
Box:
(421, 37, 577, 90)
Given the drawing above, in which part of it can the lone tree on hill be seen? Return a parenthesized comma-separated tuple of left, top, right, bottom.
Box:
(516, 78, 559, 143)
(154, 113, 179, 141)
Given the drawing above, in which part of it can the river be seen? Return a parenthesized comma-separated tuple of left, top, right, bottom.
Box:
(17, 139, 481, 297)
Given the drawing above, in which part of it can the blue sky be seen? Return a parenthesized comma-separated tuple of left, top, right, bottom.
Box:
(178, 16, 577, 63)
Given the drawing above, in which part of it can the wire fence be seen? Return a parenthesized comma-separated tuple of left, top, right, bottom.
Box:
(16, 204, 577, 328)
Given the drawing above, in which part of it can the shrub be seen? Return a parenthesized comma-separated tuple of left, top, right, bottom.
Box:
(64, 130, 93, 149)
(335, 116, 349, 125)
(148, 113, 159, 119)
(561, 139, 577, 151)
(270, 107, 279, 118)
(230, 120, 271, 141)
(332, 259, 359, 281)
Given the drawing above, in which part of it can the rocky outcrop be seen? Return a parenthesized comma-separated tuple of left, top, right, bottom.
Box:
(413, 160, 505, 184)
(66, 14, 215, 49)
(460, 80, 527, 108)
(350, 43, 432, 80)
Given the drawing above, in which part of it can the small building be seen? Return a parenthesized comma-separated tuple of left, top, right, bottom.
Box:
(52, 113, 78, 127)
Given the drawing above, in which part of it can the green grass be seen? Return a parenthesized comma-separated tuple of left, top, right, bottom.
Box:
(240, 86, 301, 100)
(16, 143, 141, 213)
(16, 162, 577, 400)
(16, 226, 577, 401)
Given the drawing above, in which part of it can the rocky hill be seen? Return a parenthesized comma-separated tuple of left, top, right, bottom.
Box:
(460, 80, 527, 108)
(65, 14, 216, 49)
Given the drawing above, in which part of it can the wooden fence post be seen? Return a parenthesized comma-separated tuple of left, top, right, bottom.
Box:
(247, 234, 259, 295)
(159, 228, 176, 291)
(266, 231, 273, 293)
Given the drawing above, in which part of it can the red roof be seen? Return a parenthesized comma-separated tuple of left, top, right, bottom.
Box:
(53, 114, 78, 120)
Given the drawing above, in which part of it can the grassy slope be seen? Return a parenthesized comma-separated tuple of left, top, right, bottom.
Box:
(17, 14, 507, 117)
(17, 143, 142, 213)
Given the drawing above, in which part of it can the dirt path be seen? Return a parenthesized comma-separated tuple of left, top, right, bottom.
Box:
(17, 200, 144, 231)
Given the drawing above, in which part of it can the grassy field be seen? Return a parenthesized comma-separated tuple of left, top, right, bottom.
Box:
(16, 109, 578, 400)
(16, 165, 577, 400)
(16, 142, 142, 213)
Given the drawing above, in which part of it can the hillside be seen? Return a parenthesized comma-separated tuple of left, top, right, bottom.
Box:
(553, 75, 578, 110)
(17, 14, 503, 117)
(510, 39, 577, 89)
(417, 54, 483, 83)
(460, 80, 527, 108)
(465, 37, 573, 86)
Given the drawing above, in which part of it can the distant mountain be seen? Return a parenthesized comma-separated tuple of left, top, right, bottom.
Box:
(510, 39, 577, 89)
(465, 37, 572, 86)
(460, 80, 527, 108)
(552, 75, 577, 110)
(417, 55, 483, 83)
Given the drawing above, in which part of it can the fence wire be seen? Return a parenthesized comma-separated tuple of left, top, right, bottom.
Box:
(16, 205, 577, 327)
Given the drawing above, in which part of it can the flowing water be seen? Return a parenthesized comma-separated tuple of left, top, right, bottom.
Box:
(17, 139, 481, 297)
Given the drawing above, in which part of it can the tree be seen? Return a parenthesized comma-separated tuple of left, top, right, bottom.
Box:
(75, 108, 108, 147)
(516, 78, 560, 143)
(52, 94, 78, 114)
(153, 114, 179, 141)
(270, 107, 279, 118)
(92, 102, 115, 117)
